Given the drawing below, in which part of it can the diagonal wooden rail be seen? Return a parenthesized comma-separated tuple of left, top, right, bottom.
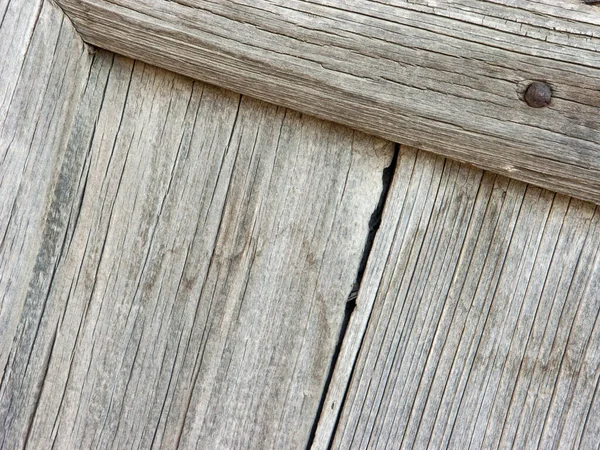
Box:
(56, 0, 600, 204)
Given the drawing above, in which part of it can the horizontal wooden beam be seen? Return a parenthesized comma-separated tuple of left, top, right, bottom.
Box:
(56, 0, 600, 203)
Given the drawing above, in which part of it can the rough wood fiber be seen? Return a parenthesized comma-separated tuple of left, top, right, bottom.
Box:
(0, 39, 394, 448)
(314, 147, 600, 449)
(54, 0, 600, 205)
(0, 0, 92, 395)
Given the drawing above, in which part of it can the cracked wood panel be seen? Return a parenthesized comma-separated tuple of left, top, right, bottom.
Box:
(1, 9, 395, 448)
(0, 0, 92, 390)
(313, 147, 600, 449)
(55, 0, 600, 205)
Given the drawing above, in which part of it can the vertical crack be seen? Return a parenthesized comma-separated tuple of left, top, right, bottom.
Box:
(306, 144, 400, 450)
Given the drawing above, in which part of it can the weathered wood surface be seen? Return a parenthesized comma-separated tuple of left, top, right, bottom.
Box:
(5, 2, 600, 449)
(0, 0, 92, 398)
(0, 4, 395, 447)
(314, 147, 600, 449)
(55, 0, 600, 205)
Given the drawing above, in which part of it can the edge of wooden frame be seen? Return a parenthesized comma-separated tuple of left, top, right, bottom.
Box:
(55, 0, 600, 204)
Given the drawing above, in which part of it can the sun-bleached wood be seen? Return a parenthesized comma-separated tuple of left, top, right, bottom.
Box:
(313, 146, 600, 449)
(54, 0, 600, 204)
(0, 0, 92, 395)
(6, 2, 600, 449)
(0, 9, 395, 445)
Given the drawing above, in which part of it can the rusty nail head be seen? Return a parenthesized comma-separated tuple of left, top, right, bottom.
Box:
(524, 81, 552, 108)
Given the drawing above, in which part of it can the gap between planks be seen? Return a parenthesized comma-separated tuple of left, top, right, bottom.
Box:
(312, 146, 600, 449)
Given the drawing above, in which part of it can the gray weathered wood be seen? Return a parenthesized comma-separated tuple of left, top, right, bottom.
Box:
(313, 146, 600, 449)
(54, 0, 600, 204)
(0, 0, 92, 395)
(6, 2, 600, 449)
(0, 26, 395, 446)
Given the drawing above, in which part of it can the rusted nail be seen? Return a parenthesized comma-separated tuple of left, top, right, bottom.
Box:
(524, 81, 552, 108)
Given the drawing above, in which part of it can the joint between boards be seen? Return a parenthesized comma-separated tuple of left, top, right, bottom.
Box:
(48, 0, 95, 55)
(305, 143, 400, 449)
(352, 143, 399, 298)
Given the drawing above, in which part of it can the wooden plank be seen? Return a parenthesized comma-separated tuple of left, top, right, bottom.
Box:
(0, 38, 395, 448)
(313, 147, 600, 449)
(54, 0, 600, 204)
(0, 0, 92, 394)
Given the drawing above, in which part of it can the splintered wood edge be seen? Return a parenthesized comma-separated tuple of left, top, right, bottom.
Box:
(55, 0, 600, 204)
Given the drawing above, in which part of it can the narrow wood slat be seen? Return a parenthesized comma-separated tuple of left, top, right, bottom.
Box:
(0, 7, 394, 445)
(314, 146, 600, 449)
(54, 0, 600, 204)
(0, 0, 92, 406)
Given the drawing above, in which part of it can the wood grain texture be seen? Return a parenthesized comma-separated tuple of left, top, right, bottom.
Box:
(54, 0, 600, 204)
(313, 147, 600, 449)
(0, 38, 395, 448)
(0, 0, 92, 397)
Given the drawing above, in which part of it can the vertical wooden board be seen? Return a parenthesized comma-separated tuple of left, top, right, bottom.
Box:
(314, 147, 600, 449)
(0, 48, 394, 449)
(0, 0, 92, 415)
